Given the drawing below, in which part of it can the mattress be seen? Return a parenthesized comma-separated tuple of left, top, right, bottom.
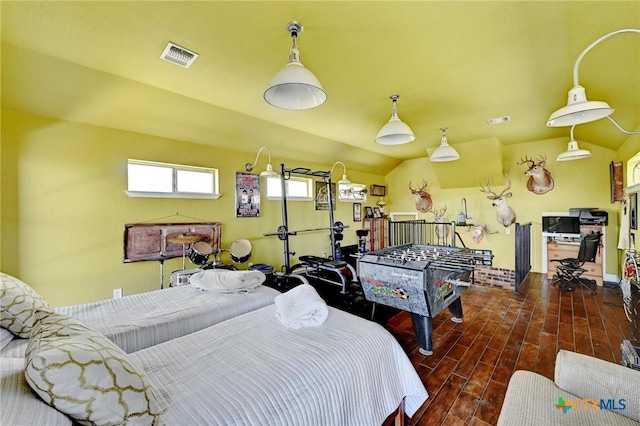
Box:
(132, 304, 429, 425)
(1, 284, 280, 357)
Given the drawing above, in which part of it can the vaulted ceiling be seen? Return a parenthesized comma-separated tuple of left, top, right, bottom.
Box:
(2, 1, 639, 174)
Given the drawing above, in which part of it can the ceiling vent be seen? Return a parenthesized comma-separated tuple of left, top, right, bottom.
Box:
(160, 42, 198, 68)
(487, 115, 511, 126)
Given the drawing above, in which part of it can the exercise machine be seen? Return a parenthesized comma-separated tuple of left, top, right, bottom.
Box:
(264, 164, 358, 293)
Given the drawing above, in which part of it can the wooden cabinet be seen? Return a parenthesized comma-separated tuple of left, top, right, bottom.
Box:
(363, 218, 389, 251)
(546, 225, 604, 286)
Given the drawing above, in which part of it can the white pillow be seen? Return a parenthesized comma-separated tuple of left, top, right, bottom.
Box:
(25, 311, 165, 425)
(0, 327, 14, 351)
(1, 272, 54, 337)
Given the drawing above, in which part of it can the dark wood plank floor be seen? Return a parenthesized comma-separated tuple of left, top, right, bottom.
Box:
(383, 273, 637, 426)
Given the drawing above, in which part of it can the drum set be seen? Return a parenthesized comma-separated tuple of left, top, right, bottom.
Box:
(167, 233, 253, 287)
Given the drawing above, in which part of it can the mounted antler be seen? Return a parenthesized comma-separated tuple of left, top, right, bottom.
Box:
(479, 176, 516, 227)
(518, 154, 554, 195)
(409, 180, 433, 213)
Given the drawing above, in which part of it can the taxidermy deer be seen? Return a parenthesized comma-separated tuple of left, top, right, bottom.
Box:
(480, 177, 517, 227)
(409, 180, 433, 213)
(470, 223, 498, 244)
(518, 155, 554, 195)
(432, 205, 449, 243)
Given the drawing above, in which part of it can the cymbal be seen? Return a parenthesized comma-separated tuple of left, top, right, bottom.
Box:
(167, 233, 201, 244)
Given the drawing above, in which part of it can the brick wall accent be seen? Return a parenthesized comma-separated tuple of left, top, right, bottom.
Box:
(473, 265, 515, 289)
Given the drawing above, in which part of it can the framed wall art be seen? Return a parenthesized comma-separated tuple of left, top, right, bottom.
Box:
(610, 161, 624, 203)
(370, 184, 386, 197)
(631, 193, 637, 231)
(315, 181, 336, 210)
(353, 203, 362, 222)
(364, 206, 374, 218)
(236, 172, 260, 218)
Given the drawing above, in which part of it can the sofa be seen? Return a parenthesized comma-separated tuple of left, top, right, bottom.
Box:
(497, 350, 640, 425)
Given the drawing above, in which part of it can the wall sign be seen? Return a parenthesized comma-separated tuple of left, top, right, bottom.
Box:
(236, 172, 260, 218)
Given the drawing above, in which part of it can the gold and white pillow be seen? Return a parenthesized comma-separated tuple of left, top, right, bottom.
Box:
(1, 272, 54, 338)
(25, 311, 165, 425)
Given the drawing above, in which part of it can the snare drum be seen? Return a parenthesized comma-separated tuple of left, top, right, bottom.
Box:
(229, 239, 252, 264)
(188, 241, 213, 266)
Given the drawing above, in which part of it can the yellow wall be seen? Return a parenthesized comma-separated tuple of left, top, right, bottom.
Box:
(1, 109, 384, 306)
(3, 109, 639, 307)
(385, 137, 622, 276)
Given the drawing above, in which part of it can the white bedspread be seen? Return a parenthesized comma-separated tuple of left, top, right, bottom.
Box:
(1, 285, 279, 357)
(132, 305, 428, 425)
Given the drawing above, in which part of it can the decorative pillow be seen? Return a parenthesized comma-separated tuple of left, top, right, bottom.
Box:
(25, 311, 165, 425)
(0, 327, 14, 351)
(1, 272, 54, 337)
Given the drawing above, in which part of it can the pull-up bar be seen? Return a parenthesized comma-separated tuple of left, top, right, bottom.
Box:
(264, 222, 347, 241)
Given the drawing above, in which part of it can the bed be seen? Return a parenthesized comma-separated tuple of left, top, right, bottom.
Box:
(1, 272, 280, 356)
(2, 303, 428, 426)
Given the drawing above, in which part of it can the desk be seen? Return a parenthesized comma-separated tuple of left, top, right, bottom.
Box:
(542, 224, 605, 286)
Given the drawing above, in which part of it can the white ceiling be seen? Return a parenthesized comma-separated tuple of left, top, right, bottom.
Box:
(2, 1, 639, 174)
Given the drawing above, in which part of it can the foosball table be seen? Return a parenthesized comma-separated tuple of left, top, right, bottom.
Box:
(358, 243, 476, 355)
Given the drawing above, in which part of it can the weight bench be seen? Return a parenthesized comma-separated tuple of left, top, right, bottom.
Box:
(291, 255, 356, 294)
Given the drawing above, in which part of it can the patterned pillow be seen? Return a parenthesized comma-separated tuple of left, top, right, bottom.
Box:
(25, 311, 165, 425)
(1, 272, 54, 337)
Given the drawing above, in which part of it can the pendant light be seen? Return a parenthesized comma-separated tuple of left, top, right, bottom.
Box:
(547, 28, 640, 135)
(330, 161, 351, 186)
(375, 94, 415, 145)
(556, 126, 592, 161)
(245, 146, 279, 176)
(264, 21, 326, 110)
(430, 127, 460, 162)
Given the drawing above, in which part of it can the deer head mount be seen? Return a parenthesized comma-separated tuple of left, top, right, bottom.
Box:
(409, 180, 433, 213)
(432, 205, 449, 241)
(518, 155, 554, 195)
(480, 176, 517, 227)
(468, 223, 499, 244)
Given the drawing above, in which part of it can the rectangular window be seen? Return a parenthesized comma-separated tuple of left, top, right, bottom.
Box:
(126, 159, 219, 199)
(266, 176, 313, 200)
(339, 183, 368, 202)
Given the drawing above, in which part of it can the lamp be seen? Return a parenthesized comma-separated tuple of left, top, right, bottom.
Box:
(556, 125, 592, 162)
(547, 28, 640, 135)
(245, 146, 279, 177)
(329, 161, 351, 186)
(430, 127, 460, 162)
(264, 21, 327, 110)
(375, 94, 415, 145)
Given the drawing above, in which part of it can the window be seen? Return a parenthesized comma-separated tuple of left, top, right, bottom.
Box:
(126, 159, 219, 199)
(266, 176, 313, 200)
(338, 183, 368, 202)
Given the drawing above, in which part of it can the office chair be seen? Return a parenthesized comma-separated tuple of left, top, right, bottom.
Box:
(551, 232, 602, 295)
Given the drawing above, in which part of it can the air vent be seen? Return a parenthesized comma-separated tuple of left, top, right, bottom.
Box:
(160, 42, 198, 68)
(487, 116, 511, 126)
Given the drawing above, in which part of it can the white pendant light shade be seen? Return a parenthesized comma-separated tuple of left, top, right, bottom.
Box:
(547, 86, 614, 127)
(430, 127, 460, 162)
(246, 146, 280, 176)
(260, 162, 279, 177)
(546, 29, 640, 133)
(556, 126, 592, 161)
(375, 95, 415, 145)
(264, 22, 326, 110)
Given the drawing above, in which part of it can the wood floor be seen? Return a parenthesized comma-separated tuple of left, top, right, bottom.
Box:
(383, 273, 637, 426)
